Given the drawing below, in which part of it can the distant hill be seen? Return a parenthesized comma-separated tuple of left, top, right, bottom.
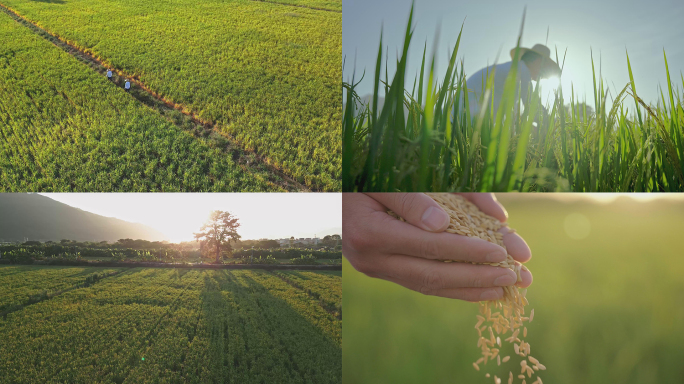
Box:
(0, 194, 168, 243)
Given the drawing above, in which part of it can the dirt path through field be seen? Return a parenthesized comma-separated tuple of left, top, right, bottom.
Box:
(0, 3, 310, 192)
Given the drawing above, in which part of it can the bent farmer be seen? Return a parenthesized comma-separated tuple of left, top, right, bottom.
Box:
(461, 44, 560, 117)
(124, 80, 131, 92)
(107, 69, 113, 80)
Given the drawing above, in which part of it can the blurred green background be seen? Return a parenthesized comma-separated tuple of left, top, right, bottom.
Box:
(343, 194, 684, 384)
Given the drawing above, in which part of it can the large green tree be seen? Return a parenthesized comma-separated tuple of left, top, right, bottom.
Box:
(194, 211, 242, 263)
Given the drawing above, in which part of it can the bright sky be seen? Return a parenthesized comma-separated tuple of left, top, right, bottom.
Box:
(41, 194, 342, 243)
(343, 0, 684, 108)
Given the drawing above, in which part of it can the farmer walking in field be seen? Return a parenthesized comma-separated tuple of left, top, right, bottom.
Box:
(461, 44, 561, 117)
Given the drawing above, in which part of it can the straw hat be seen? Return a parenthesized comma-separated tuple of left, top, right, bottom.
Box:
(510, 44, 561, 78)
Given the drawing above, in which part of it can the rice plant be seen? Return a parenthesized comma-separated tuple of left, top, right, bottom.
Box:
(343, 5, 684, 192)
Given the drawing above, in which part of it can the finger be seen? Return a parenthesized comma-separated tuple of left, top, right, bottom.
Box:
(385, 275, 505, 302)
(376, 254, 519, 290)
(500, 226, 532, 263)
(374, 216, 508, 263)
(517, 265, 533, 288)
(366, 193, 450, 232)
(457, 193, 508, 222)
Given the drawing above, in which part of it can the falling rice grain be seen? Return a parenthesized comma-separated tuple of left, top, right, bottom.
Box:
(392, 194, 544, 383)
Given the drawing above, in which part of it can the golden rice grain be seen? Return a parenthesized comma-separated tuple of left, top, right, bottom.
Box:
(398, 194, 546, 383)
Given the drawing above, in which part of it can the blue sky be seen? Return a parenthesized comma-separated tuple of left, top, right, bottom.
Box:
(343, 0, 684, 108)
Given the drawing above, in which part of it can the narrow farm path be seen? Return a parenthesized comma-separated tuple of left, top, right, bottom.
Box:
(0, 3, 310, 192)
(0, 269, 128, 319)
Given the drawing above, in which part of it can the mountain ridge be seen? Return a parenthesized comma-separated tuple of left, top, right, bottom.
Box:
(0, 194, 168, 242)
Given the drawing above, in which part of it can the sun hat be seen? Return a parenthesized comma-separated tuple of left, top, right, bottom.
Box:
(510, 44, 561, 77)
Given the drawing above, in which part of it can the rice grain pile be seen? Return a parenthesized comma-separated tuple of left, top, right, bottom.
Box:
(391, 194, 546, 384)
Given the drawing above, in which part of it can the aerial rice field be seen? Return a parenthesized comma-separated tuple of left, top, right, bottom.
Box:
(0, 0, 341, 191)
(342, 194, 684, 384)
(0, 11, 279, 191)
(0, 267, 341, 383)
(343, 7, 684, 192)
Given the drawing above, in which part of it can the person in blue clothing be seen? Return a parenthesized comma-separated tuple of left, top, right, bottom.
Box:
(124, 80, 131, 92)
(106, 69, 113, 80)
(461, 44, 561, 117)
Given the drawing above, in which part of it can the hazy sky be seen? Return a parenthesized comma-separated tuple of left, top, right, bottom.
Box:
(42, 194, 342, 243)
(343, 0, 684, 107)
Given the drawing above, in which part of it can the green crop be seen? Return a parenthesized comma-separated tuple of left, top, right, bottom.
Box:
(0, 13, 279, 192)
(1, 0, 341, 191)
(0, 267, 341, 383)
(0, 266, 123, 312)
(275, 271, 342, 315)
(343, 5, 684, 192)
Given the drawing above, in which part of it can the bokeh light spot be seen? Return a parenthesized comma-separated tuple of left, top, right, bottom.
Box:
(564, 213, 591, 240)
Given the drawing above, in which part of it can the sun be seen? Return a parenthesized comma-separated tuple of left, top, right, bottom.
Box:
(538, 76, 560, 92)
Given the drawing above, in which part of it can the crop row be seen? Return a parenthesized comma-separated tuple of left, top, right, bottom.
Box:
(0, 268, 203, 383)
(1, 0, 341, 191)
(0, 12, 278, 192)
(275, 271, 342, 311)
(177, 270, 341, 384)
(0, 268, 340, 383)
(247, 270, 341, 344)
(0, 266, 124, 312)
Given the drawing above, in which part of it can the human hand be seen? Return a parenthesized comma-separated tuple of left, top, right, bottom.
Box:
(342, 193, 532, 302)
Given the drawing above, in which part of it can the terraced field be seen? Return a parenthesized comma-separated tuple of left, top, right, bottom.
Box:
(0, 266, 341, 384)
(0, 0, 341, 191)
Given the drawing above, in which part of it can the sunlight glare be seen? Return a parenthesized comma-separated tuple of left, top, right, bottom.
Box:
(538, 76, 560, 92)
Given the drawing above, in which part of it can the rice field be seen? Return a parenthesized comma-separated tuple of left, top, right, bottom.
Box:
(342, 7, 684, 192)
(0, 267, 341, 384)
(1, 0, 340, 191)
(342, 194, 684, 384)
(0, 12, 278, 192)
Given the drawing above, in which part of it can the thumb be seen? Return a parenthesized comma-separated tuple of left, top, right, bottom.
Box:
(366, 193, 450, 232)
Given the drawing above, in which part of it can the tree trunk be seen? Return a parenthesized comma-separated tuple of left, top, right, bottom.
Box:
(215, 243, 221, 263)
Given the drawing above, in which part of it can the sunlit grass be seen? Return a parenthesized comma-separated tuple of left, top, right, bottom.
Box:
(342, 5, 684, 192)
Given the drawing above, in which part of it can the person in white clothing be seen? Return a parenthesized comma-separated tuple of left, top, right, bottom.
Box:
(460, 44, 561, 117)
